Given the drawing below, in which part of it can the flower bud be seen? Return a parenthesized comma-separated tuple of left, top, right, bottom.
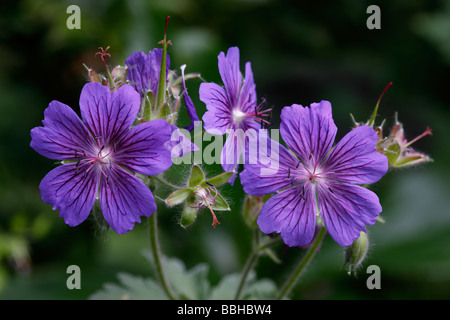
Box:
(377, 118, 432, 168)
(111, 65, 127, 82)
(344, 231, 369, 274)
(165, 165, 231, 229)
(242, 194, 267, 228)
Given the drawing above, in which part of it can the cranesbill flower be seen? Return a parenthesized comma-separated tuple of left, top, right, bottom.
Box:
(240, 101, 388, 247)
(125, 48, 170, 101)
(30, 82, 173, 234)
(199, 47, 271, 184)
(126, 49, 199, 159)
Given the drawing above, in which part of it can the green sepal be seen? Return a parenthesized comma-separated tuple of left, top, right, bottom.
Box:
(165, 187, 193, 206)
(200, 171, 233, 188)
(180, 196, 199, 228)
(142, 91, 155, 121)
(189, 165, 205, 187)
(157, 102, 171, 121)
(384, 140, 401, 165)
(210, 193, 230, 211)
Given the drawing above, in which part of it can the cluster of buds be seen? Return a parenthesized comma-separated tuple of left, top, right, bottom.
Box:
(352, 82, 433, 168)
(84, 46, 129, 92)
(375, 115, 433, 167)
(83, 17, 200, 134)
(165, 165, 232, 228)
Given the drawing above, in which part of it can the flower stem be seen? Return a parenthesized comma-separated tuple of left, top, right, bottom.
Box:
(275, 226, 327, 300)
(152, 175, 182, 190)
(234, 231, 281, 300)
(234, 230, 260, 300)
(148, 211, 178, 300)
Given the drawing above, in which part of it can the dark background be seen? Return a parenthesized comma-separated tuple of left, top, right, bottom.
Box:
(0, 0, 449, 299)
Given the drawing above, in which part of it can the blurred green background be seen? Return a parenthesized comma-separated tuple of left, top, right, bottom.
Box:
(0, 0, 449, 299)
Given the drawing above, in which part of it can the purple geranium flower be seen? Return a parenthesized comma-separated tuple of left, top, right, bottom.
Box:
(125, 48, 170, 100)
(30, 82, 173, 234)
(199, 47, 271, 184)
(125, 49, 200, 133)
(240, 101, 388, 247)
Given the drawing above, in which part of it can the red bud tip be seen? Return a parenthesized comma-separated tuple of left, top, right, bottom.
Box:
(377, 81, 393, 104)
(164, 16, 171, 39)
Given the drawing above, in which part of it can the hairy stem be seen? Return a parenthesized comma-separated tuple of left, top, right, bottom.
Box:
(275, 226, 327, 300)
(234, 231, 281, 300)
(148, 212, 178, 300)
(152, 175, 182, 190)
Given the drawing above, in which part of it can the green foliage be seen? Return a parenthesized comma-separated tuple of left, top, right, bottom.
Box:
(90, 250, 276, 300)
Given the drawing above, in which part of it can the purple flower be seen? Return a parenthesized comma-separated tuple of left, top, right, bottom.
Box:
(240, 101, 388, 247)
(181, 64, 200, 132)
(199, 47, 271, 184)
(30, 82, 173, 234)
(125, 48, 170, 100)
(125, 50, 200, 133)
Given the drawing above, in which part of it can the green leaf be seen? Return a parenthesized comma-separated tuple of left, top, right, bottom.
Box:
(189, 165, 205, 187)
(165, 188, 192, 206)
(142, 251, 210, 300)
(211, 193, 230, 211)
(200, 171, 233, 187)
(210, 271, 277, 300)
(89, 272, 166, 300)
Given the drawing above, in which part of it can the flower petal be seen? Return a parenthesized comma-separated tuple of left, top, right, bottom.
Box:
(218, 47, 241, 107)
(30, 100, 94, 160)
(257, 185, 316, 247)
(241, 135, 301, 195)
(165, 125, 199, 159)
(325, 126, 388, 184)
(181, 65, 200, 132)
(39, 163, 99, 227)
(125, 51, 150, 98)
(200, 82, 232, 135)
(80, 82, 141, 146)
(220, 127, 260, 185)
(79, 82, 111, 140)
(280, 101, 337, 165)
(317, 183, 382, 246)
(99, 165, 156, 234)
(238, 62, 257, 113)
(125, 49, 170, 97)
(114, 119, 173, 176)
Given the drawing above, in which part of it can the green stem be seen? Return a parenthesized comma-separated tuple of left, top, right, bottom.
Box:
(275, 226, 327, 300)
(156, 16, 170, 109)
(148, 212, 178, 300)
(234, 232, 281, 300)
(234, 231, 260, 300)
(152, 175, 182, 190)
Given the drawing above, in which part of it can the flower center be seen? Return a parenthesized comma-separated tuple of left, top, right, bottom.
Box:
(232, 109, 247, 125)
(97, 147, 112, 164)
